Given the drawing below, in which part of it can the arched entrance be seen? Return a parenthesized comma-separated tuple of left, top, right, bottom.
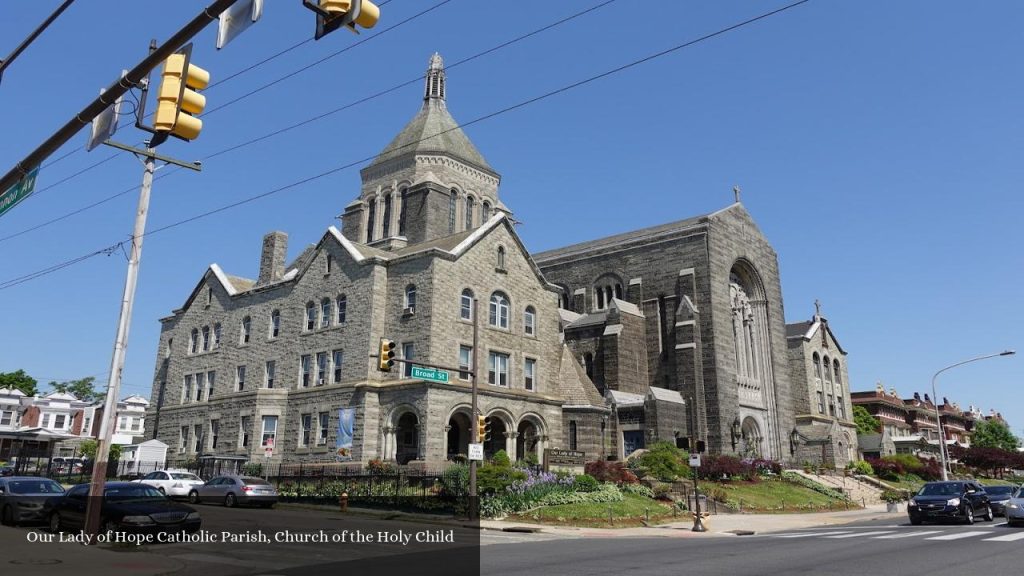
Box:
(483, 417, 508, 459)
(516, 419, 542, 463)
(446, 411, 471, 460)
(395, 412, 419, 465)
(740, 417, 763, 458)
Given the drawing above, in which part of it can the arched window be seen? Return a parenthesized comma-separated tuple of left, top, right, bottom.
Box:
(614, 284, 623, 300)
(382, 193, 392, 238)
(240, 317, 251, 344)
(496, 246, 506, 270)
(833, 359, 841, 386)
(812, 353, 822, 379)
(481, 200, 491, 221)
(448, 190, 458, 233)
(201, 326, 210, 351)
(822, 356, 832, 383)
(489, 292, 510, 328)
(213, 323, 222, 347)
(189, 329, 199, 354)
(366, 196, 376, 242)
(320, 298, 331, 328)
(336, 295, 347, 323)
(523, 306, 536, 336)
(560, 291, 570, 310)
(398, 188, 408, 236)
(405, 284, 417, 313)
(465, 196, 475, 230)
(460, 289, 474, 320)
(270, 309, 281, 338)
(595, 288, 605, 310)
(305, 302, 316, 331)
(593, 276, 623, 311)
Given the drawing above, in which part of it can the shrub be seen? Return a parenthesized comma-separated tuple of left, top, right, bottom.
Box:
(651, 482, 674, 501)
(880, 489, 909, 503)
(585, 460, 639, 484)
(629, 441, 691, 482)
(746, 458, 782, 477)
(621, 483, 655, 498)
(476, 464, 527, 495)
(521, 451, 539, 467)
(366, 459, 397, 475)
(573, 474, 599, 493)
(439, 464, 469, 499)
(491, 450, 511, 468)
(866, 457, 901, 480)
(535, 483, 623, 507)
(849, 460, 874, 476)
(697, 455, 747, 481)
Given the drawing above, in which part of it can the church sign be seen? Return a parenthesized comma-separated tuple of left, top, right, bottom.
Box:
(544, 448, 586, 474)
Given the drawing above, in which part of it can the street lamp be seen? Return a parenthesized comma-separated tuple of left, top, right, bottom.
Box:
(932, 350, 1015, 480)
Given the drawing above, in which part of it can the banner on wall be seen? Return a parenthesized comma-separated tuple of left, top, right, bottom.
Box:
(336, 407, 355, 461)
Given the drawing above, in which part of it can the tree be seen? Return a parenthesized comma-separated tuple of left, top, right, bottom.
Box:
(48, 376, 103, 403)
(78, 439, 121, 462)
(853, 405, 881, 435)
(971, 419, 1020, 452)
(0, 370, 38, 396)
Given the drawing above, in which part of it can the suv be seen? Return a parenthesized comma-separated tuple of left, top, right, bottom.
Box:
(908, 481, 993, 525)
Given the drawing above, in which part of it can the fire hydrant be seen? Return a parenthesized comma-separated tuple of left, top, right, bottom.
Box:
(339, 492, 349, 512)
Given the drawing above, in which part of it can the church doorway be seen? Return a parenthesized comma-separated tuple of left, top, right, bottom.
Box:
(483, 417, 507, 459)
(447, 412, 471, 460)
(740, 417, 763, 458)
(516, 420, 540, 463)
(395, 412, 419, 465)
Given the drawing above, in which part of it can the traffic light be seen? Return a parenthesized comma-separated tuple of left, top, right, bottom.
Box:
(313, 0, 380, 39)
(378, 338, 396, 372)
(153, 44, 209, 141)
(476, 415, 486, 441)
(695, 439, 706, 454)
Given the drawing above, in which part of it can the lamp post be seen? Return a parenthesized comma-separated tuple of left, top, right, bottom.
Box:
(931, 350, 1015, 481)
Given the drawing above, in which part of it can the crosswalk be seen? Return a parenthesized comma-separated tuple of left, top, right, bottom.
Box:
(766, 526, 1024, 543)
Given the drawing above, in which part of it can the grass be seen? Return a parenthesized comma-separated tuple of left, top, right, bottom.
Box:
(507, 493, 677, 527)
(707, 478, 854, 512)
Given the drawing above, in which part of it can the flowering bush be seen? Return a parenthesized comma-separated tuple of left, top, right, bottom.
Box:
(366, 459, 397, 475)
(585, 460, 639, 484)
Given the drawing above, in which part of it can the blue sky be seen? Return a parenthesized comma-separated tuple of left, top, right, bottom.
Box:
(1, 1, 1020, 434)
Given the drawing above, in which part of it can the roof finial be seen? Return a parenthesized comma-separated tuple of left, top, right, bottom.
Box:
(424, 52, 446, 104)
(733, 185, 741, 203)
(814, 299, 821, 319)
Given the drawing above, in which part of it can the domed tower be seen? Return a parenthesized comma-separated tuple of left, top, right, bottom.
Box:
(342, 53, 505, 249)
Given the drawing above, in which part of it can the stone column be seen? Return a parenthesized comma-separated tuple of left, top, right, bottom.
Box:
(505, 431, 518, 462)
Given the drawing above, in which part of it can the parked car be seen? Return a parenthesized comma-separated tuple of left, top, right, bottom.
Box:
(0, 477, 65, 526)
(908, 480, 993, 525)
(1004, 487, 1024, 527)
(46, 482, 201, 535)
(0, 466, 13, 477)
(983, 485, 1017, 517)
(133, 470, 205, 498)
(188, 475, 278, 508)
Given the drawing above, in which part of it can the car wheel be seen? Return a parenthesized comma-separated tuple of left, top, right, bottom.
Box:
(49, 513, 63, 534)
(1, 505, 16, 527)
(188, 490, 200, 504)
(982, 505, 993, 522)
(909, 516, 923, 526)
(225, 493, 237, 508)
(964, 506, 974, 525)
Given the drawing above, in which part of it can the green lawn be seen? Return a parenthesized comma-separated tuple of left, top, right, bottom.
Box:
(508, 493, 677, 527)
(707, 478, 853, 512)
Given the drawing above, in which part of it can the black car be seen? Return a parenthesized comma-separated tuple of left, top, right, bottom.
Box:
(982, 485, 1017, 517)
(908, 480, 993, 525)
(46, 482, 201, 535)
(0, 477, 65, 526)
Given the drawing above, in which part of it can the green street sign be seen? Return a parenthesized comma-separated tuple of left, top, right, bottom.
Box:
(0, 166, 40, 218)
(410, 365, 450, 384)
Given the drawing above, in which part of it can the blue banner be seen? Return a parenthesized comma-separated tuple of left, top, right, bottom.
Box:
(336, 407, 355, 461)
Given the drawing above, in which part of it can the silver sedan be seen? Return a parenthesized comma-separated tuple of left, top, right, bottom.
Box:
(1005, 487, 1024, 527)
(187, 475, 278, 508)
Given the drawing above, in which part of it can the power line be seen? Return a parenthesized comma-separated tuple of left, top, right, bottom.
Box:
(0, 0, 812, 291)
(1, 0, 615, 243)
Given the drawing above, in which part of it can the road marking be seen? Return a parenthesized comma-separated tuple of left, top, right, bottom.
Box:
(925, 531, 990, 540)
(872, 530, 942, 539)
(981, 532, 1024, 542)
(824, 531, 896, 539)
(774, 531, 853, 538)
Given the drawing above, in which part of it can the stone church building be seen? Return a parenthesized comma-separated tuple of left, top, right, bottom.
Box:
(145, 54, 846, 468)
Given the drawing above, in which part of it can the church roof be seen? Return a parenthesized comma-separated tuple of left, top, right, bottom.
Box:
(366, 54, 495, 175)
(556, 345, 606, 408)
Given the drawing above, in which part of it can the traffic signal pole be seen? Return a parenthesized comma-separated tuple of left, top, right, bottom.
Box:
(469, 297, 479, 518)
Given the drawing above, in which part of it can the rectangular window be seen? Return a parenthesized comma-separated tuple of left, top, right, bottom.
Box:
(321, 301, 331, 328)
(300, 414, 312, 447)
(131, 417, 141, 432)
(271, 312, 280, 338)
(326, 254, 333, 274)
(241, 317, 251, 343)
(214, 324, 222, 347)
(524, 358, 536, 391)
(838, 398, 846, 419)
(316, 352, 328, 385)
(210, 420, 219, 449)
(41, 413, 51, 428)
(265, 360, 276, 389)
(195, 372, 205, 402)
(488, 352, 509, 387)
(337, 297, 347, 323)
(569, 421, 578, 451)
(183, 375, 193, 404)
(207, 370, 215, 399)
(402, 343, 415, 377)
(816, 391, 825, 414)
(236, 365, 246, 391)
(193, 424, 202, 452)
(202, 326, 210, 351)
(118, 416, 127, 431)
(459, 345, 472, 381)
(318, 412, 329, 445)
(0, 411, 12, 426)
(828, 395, 836, 417)
(179, 426, 188, 453)
(240, 416, 251, 448)
(460, 293, 472, 320)
(300, 354, 312, 387)
(306, 306, 316, 331)
(54, 414, 67, 429)
(332, 350, 343, 383)
(261, 416, 278, 447)
(524, 309, 536, 336)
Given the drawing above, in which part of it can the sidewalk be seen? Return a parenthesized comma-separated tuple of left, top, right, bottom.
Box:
(0, 525, 179, 576)
(480, 504, 900, 538)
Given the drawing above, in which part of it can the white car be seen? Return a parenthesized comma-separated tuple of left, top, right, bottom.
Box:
(134, 470, 205, 498)
(1006, 487, 1024, 527)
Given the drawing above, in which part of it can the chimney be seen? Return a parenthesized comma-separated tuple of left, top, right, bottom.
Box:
(258, 231, 288, 285)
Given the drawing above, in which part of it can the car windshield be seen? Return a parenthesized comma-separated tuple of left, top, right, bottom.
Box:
(104, 485, 165, 502)
(918, 483, 963, 496)
(985, 486, 1015, 496)
(6, 480, 65, 494)
(241, 477, 270, 486)
(170, 473, 201, 481)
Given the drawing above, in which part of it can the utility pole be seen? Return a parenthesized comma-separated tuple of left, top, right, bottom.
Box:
(0, 0, 77, 87)
(469, 297, 480, 519)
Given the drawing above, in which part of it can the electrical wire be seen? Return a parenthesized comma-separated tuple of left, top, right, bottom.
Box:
(0, 0, 812, 291)
(0, 0, 616, 244)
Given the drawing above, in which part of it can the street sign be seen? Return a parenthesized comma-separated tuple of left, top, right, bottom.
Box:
(217, 0, 264, 49)
(689, 454, 701, 467)
(468, 443, 484, 461)
(411, 365, 450, 384)
(0, 166, 39, 218)
(86, 86, 124, 152)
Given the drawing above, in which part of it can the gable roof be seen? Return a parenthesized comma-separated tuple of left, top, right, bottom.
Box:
(785, 316, 846, 355)
(648, 386, 685, 405)
(556, 345, 606, 408)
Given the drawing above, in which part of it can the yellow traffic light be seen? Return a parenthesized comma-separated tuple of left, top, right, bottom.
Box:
(320, 0, 379, 29)
(476, 415, 487, 441)
(378, 338, 396, 372)
(154, 47, 209, 141)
